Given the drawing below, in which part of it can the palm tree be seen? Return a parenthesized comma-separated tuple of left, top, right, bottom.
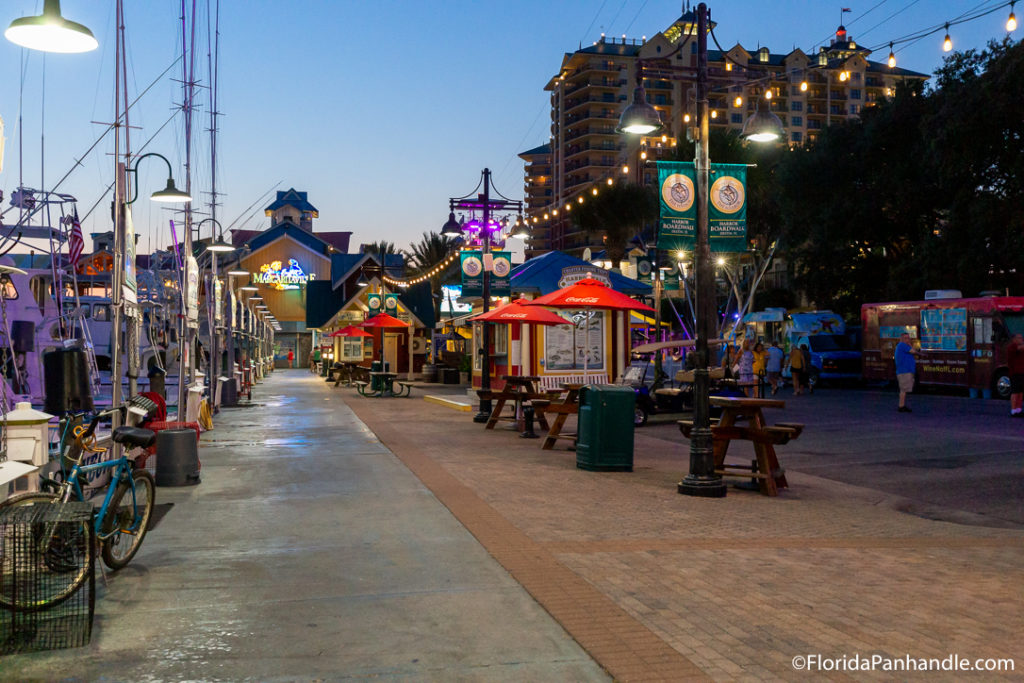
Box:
(406, 231, 460, 321)
(361, 240, 400, 260)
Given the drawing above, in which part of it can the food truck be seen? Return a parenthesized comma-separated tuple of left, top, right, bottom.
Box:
(861, 296, 1024, 398)
(742, 309, 861, 384)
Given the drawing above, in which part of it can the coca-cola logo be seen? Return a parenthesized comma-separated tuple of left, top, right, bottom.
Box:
(565, 296, 600, 303)
(499, 313, 528, 318)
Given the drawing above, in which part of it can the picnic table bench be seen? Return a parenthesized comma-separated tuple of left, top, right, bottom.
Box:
(678, 397, 803, 496)
(540, 383, 584, 450)
(479, 376, 561, 431)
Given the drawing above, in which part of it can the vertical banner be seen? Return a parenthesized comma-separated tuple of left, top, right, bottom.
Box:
(383, 293, 399, 316)
(490, 251, 511, 297)
(460, 250, 483, 297)
(123, 206, 138, 307)
(186, 254, 200, 328)
(657, 161, 748, 252)
(634, 252, 653, 285)
(230, 286, 237, 328)
(367, 292, 382, 316)
(708, 163, 748, 252)
(214, 278, 223, 324)
(656, 161, 696, 252)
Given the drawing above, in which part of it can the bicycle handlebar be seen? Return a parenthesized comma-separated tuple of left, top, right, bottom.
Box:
(74, 406, 127, 440)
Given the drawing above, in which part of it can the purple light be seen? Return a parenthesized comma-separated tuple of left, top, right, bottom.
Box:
(464, 219, 483, 232)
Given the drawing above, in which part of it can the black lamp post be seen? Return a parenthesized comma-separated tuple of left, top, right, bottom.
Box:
(616, 3, 783, 497)
(442, 168, 523, 423)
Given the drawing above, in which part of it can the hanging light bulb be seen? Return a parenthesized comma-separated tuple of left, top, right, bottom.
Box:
(578, 196, 584, 204)
(1008, 3, 1017, 31)
(711, 110, 718, 119)
(800, 80, 808, 92)
(606, 177, 613, 185)
(640, 150, 647, 160)
(683, 113, 691, 123)
(622, 164, 629, 173)
(764, 90, 773, 100)
(888, 43, 896, 68)
(591, 187, 598, 196)
(943, 24, 952, 52)
(839, 70, 849, 82)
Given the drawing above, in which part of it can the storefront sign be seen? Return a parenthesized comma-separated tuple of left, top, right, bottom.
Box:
(253, 259, 315, 290)
(657, 161, 748, 252)
(558, 265, 611, 288)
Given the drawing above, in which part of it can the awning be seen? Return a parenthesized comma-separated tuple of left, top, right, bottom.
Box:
(630, 311, 670, 328)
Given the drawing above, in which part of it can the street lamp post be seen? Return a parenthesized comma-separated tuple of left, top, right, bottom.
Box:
(194, 217, 233, 409)
(616, 2, 783, 498)
(442, 169, 524, 423)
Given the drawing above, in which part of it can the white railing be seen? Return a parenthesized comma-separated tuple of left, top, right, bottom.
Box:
(537, 373, 609, 390)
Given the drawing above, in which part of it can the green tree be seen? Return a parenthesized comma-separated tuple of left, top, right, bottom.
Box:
(570, 182, 658, 264)
(405, 231, 460, 321)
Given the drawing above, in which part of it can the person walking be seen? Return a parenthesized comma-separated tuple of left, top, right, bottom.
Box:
(895, 332, 917, 413)
(789, 343, 805, 395)
(765, 340, 784, 395)
(800, 343, 814, 394)
(287, 349, 294, 369)
(311, 348, 322, 373)
(1007, 333, 1024, 416)
(737, 339, 755, 395)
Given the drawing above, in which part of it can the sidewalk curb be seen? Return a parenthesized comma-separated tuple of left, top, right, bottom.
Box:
(424, 395, 473, 412)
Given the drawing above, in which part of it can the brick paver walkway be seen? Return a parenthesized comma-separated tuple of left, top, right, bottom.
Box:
(341, 379, 1024, 681)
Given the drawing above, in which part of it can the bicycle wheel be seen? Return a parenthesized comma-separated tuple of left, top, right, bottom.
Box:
(0, 492, 92, 612)
(100, 469, 155, 570)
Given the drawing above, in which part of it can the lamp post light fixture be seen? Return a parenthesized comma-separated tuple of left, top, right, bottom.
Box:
(5, 0, 97, 53)
(126, 153, 191, 204)
(444, 169, 523, 423)
(617, 2, 782, 498)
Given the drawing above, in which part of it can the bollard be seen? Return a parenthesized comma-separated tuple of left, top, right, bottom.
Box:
(520, 403, 539, 439)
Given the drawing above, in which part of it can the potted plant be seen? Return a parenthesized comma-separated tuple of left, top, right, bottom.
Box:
(458, 355, 472, 385)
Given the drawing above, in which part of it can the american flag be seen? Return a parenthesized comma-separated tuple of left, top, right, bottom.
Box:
(68, 210, 84, 267)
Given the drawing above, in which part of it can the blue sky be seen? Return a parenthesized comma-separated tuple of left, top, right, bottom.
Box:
(0, 1, 1017, 255)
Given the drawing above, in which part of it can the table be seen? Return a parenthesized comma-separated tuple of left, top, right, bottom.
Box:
(678, 396, 803, 496)
(360, 371, 398, 397)
(541, 383, 584, 450)
(482, 375, 559, 431)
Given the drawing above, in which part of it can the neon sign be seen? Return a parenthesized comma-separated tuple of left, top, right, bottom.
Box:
(253, 259, 315, 290)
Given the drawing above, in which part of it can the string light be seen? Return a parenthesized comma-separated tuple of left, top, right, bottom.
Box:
(888, 43, 896, 68)
(733, 96, 743, 107)
(1008, 3, 1017, 31)
(606, 178, 613, 185)
(683, 113, 691, 123)
(591, 187, 598, 196)
(764, 90, 772, 100)
(711, 110, 718, 118)
(800, 80, 808, 92)
(839, 70, 849, 81)
(943, 24, 952, 51)
(622, 164, 629, 173)
(640, 150, 647, 159)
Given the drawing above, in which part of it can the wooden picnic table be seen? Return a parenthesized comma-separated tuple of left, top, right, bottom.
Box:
(678, 396, 803, 496)
(359, 371, 399, 396)
(480, 375, 560, 431)
(540, 383, 584, 450)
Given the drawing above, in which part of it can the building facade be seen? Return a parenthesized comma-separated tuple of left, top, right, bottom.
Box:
(523, 9, 928, 256)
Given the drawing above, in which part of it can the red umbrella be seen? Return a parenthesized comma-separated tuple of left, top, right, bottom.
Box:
(525, 277, 654, 381)
(470, 299, 568, 326)
(359, 313, 409, 328)
(526, 277, 655, 313)
(329, 325, 372, 338)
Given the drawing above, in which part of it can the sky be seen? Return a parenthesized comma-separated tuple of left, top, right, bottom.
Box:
(0, 1, 1018, 257)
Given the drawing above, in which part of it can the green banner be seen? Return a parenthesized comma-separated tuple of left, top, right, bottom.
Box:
(460, 251, 484, 297)
(490, 251, 512, 297)
(657, 161, 748, 253)
(367, 292, 383, 315)
(383, 293, 399, 316)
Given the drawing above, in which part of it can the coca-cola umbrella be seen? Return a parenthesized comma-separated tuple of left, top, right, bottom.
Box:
(328, 325, 372, 338)
(470, 299, 571, 377)
(359, 312, 409, 328)
(525, 277, 655, 381)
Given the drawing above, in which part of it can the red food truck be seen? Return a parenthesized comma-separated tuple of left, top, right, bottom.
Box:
(861, 296, 1024, 399)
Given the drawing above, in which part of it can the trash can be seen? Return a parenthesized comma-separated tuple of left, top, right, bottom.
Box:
(442, 367, 460, 384)
(147, 366, 166, 399)
(370, 360, 383, 391)
(575, 384, 636, 472)
(155, 428, 201, 486)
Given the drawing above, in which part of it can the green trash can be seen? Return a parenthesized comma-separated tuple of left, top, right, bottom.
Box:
(575, 384, 636, 472)
(370, 360, 383, 391)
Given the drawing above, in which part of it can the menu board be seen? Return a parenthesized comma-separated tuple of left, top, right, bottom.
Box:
(920, 308, 967, 351)
(544, 313, 604, 371)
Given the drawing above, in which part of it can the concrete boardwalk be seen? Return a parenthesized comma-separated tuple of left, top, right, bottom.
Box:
(4, 372, 607, 681)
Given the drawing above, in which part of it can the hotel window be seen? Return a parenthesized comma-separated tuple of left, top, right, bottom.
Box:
(850, 89, 861, 100)
(849, 104, 860, 115)
(731, 113, 743, 124)
(791, 131, 803, 143)
(791, 101, 803, 111)
(791, 116, 802, 126)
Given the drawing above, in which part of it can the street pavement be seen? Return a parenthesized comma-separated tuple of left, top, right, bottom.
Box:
(5, 372, 1022, 681)
(3, 371, 607, 681)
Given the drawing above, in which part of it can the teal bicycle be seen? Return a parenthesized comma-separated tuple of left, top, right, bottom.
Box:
(0, 408, 156, 611)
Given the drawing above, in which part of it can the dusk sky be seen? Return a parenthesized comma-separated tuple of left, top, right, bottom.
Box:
(1, 1, 1017, 256)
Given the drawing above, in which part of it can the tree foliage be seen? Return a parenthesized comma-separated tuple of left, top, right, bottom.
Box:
(405, 231, 460, 321)
(779, 39, 1024, 318)
(570, 182, 658, 263)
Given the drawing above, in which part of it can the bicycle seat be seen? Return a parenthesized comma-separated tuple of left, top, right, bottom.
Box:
(112, 426, 157, 448)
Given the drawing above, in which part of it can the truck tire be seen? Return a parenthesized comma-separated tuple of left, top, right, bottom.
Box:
(993, 369, 1012, 400)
